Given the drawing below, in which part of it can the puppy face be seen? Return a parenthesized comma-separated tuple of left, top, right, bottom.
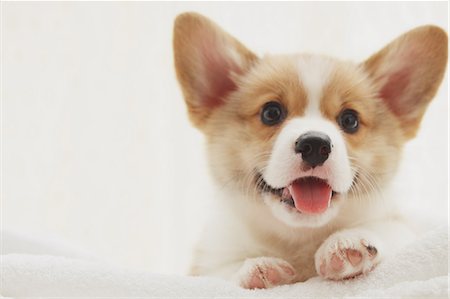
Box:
(174, 13, 447, 228)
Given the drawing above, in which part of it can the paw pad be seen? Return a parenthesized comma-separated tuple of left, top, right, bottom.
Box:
(315, 234, 379, 280)
(236, 257, 297, 289)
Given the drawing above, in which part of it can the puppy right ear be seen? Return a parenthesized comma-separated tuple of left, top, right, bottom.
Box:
(362, 25, 448, 139)
(173, 12, 258, 128)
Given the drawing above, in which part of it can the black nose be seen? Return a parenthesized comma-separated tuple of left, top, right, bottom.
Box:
(295, 131, 331, 167)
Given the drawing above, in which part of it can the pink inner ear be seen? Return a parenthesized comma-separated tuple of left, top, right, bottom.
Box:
(199, 38, 242, 109)
(379, 68, 412, 116)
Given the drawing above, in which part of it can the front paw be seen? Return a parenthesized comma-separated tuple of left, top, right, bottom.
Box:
(234, 257, 297, 289)
(315, 230, 379, 280)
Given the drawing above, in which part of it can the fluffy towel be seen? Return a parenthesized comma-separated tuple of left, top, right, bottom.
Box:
(1, 226, 448, 298)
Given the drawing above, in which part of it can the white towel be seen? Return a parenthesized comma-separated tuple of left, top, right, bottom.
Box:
(1, 226, 448, 298)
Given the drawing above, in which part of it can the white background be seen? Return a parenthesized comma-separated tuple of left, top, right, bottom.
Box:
(2, 2, 448, 274)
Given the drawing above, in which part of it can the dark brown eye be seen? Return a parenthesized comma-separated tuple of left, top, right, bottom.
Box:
(261, 101, 286, 126)
(338, 109, 359, 133)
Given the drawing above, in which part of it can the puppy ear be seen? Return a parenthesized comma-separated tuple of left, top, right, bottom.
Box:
(362, 25, 448, 139)
(173, 12, 258, 128)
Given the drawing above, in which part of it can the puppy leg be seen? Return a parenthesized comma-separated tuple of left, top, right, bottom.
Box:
(315, 218, 415, 280)
(191, 256, 297, 289)
(233, 257, 297, 289)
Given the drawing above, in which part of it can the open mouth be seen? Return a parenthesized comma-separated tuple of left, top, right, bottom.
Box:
(256, 174, 337, 215)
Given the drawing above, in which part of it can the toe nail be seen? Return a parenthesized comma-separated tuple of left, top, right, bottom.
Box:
(360, 239, 369, 247)
(366, 245, 378, 257)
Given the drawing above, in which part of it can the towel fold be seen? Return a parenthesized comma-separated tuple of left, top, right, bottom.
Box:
(1, 226, 448, 298)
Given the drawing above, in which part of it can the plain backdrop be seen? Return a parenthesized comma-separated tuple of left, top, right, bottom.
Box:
(2, 2, 448, 275)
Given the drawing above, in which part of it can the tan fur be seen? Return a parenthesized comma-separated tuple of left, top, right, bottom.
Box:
(173, 12, 257, 129)
(173, 13, 448, 286)
(363, 25, 448, 139)
(318, 61, 406, 196)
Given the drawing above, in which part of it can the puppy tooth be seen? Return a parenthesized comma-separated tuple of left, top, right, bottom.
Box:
(281, 188, 291, 198)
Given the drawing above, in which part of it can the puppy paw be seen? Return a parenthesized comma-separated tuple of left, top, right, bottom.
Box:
(315, 231, 379, 280)
(234, 257, 297, 289)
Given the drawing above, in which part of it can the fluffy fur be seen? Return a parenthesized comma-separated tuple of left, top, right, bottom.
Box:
(173, 12, 447, 288)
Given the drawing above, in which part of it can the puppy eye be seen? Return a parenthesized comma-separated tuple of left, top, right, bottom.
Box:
(338, 109, 359, 133)
(261, 101, 286, 126)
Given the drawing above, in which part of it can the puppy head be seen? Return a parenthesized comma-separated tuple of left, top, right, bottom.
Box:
(174, 13, 447, 227)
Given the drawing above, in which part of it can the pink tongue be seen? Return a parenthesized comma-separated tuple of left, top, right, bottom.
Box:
(288, 179, 332, 214)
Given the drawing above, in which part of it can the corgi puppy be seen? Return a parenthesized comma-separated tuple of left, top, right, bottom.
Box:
(173, 12, 447, 289)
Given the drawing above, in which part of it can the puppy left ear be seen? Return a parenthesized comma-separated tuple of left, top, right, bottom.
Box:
(362, 25, 448, 139)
